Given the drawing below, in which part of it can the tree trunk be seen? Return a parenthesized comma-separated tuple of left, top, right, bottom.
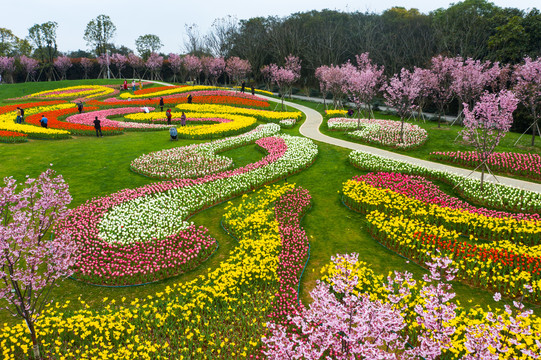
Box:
(400, 118, 405, 144)
(532, 117, 537, 147)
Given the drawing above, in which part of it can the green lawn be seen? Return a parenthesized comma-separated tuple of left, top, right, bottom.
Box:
(1, 81, 539, 328)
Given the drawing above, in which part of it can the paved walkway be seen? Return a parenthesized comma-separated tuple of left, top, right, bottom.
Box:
(278, 97, 541, 193)
(141, 80, 541, 193)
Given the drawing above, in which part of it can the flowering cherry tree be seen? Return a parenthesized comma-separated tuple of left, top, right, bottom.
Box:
(429, 55, 459, 127)
(383, 68, 421, 143)
(145, 52, 163, 80)
(53, 56, 72, 80)
(412, 66, 438, 121)
(19, 55, 39, 82)
(111, 53, 127, 79)
(80, 58, 93, 79)
(269, 55, 301, 110)
(461, 90, 519, 189)
(127, 53, 144, 78)
(167, 53, 182, 82)
(513, 57, 541, 146)
(0, 170, 77, 359)
(182, 54, 202, 83)
(315, 64, 347, 108)
(225, 56, 251, 88)
(342, 53, 385, 122)
(207, 57, 225, 86)
(0, 56, 16, 83)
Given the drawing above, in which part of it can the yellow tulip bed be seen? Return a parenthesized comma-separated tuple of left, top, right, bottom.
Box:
(0, 103, 73, 139)
(119, 85, 218, 99)
(320, 254, 541, 359)
(15, 85, 116, 100)
(0, 183, 301, 359)
(342, 172, 541, 303)
(342, 178, 541, 245)
(169, 103, 302, 123)
(122, 112, 258, 139)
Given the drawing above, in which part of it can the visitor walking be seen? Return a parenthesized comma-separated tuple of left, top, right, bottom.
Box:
(180, 112, 186, 127)
(187, 94, 192, 104)
(139, 80, 143, 90)
(132, 80, 136, 92)
(251, 87, 255, 96)
(93, 116, 103, 137)
(159, 97, 164, 112)
(40, 115, 48, 128)
(241, 81, 245, 93)
(15, 107, 23, 124)
(19, 107, 24, 122)
(166, 108, 172, 125)
(77, 102, 84, 114)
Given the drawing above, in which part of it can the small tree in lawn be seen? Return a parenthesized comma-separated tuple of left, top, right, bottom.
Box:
(269, 55, 301, 110)
(412, 66, 438, 121)
(225, 56, 251, 89)
(0, 169, 77, 359)
(383, 68, 421, 143)
(429, 55, 459, 128)
(342, 53, 385, 124)
(182, 54, 202, 84)
(461, 90, 519, 190)
(315, 64, 347, 109)
(0, 56, 16, 83)
(167, 53, 182, 83)
(110, 53, 127, 79)
(127, 53, 143, 79)
(207, 57, 225, 86)
(513, 56, 541, 146)
(145, 52, 163, 80)
(80, 58, 94, 79)
(19, 55, 39, 82)
(53, 56, 72, 80)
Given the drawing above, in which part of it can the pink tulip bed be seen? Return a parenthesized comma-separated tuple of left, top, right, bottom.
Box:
(328, 117, 428, 149)
(130, 124, 280, 179)
(430, 151, 541, 181)
(57, 134, 317, 285)
(352, 172, 540, 222)
(65, 107, 170, 130)
(128, 116, 231, 125)
(268, 187, 311, 324)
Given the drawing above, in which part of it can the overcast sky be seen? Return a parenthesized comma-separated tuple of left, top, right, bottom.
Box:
(3, 0, 539, 55)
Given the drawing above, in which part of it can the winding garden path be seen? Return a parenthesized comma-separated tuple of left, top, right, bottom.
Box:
(142, 80, 541, 193)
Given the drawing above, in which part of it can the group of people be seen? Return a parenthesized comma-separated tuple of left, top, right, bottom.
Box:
(121, 79, 143, 92)
(15, 107, 25, 124)
(240, 81, 256, 96)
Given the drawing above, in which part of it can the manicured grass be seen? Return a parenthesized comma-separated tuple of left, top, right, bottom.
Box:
(1, 82, 539, 329)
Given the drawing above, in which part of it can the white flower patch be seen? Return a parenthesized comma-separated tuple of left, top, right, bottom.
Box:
(279, 119, 297, 128)
(98, 134, 317, 245)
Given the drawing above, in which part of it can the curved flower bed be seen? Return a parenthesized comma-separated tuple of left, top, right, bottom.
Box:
(171, 103, 302, 122)
(328, 117, 427, 149)
(14, 85, 115, 100)
(25, 107, 122, 136)
(349, 150, 541, 214)
(365, 211, 541, 303)
(124, 112, 258, 139)
(119, 85, 218, 98)
(325, 109, 348, 117)
(268, 187, 311, 323)
(343, 173, 541, 244)
(1, 184, 311, 359)
(0, 130, 27, 143)
(57, 134, 317, 285)
(0, 103, 73, 139)
(131, 124, 280, 179)
(431, 151, 541, 181)
(97, 91, 270, 108)
(64, 107, 169, 130)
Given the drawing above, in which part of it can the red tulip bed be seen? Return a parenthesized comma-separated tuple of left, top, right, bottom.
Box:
(0, 130, 27, 143)
(431, 151, 541, 181)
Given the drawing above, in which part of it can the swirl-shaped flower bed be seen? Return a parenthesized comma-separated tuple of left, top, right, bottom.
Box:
(57, 133, 317, 285)
(131, 124, 280, 179)
(64, 107, 169, 130)
(12, 85, 116, 100)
